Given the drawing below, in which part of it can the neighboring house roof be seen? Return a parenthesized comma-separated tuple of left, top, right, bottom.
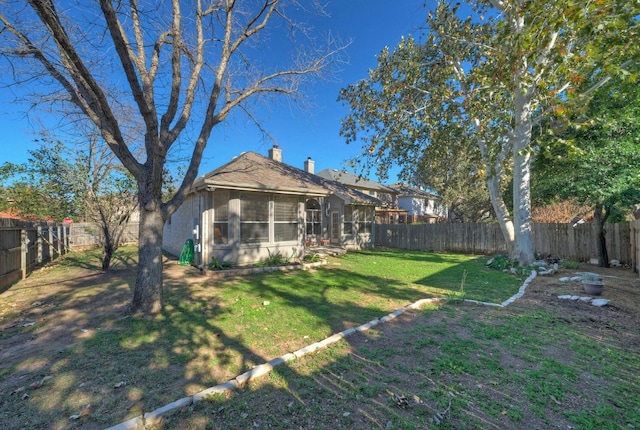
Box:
(0, 208, 53, 222)
(390, 183, 440, 199)
(193, 152, 381, 206)
(316, 169, 399, 194)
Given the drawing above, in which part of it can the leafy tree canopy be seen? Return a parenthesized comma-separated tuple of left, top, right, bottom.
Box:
(339, 0, 639, 264)
(533, 81, 640, 222)
(0, 141, 80, 221)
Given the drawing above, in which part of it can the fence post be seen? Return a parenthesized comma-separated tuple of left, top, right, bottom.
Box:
(21, 229, 27, 280)
(56, 224, 62, 255)
(37, 225, 43, 264)
(49, 225, 55, 257)
(62, 224, 69, 254)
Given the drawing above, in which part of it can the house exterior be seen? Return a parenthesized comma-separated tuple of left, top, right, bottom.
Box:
(391, 183, 447, 224)
(163, 147, 380, 268)
(315, 169, 407, 223)
(316, 169, 399, 207)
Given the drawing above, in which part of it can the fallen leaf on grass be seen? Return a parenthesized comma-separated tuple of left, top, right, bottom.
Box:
(28, 375, 52, 389)
(10, 386, 25, 395)
(69, 404, 91, 420)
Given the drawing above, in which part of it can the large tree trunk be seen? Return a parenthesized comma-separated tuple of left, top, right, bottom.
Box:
(512, 145, 534, 266)
(593, 203, 610, 268)
(486, 173, 515, 254)
(511, 84, 535, 266)
(131, 198, 165, 314)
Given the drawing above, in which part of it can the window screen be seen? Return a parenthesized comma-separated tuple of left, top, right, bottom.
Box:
(343, 205, 354, 236)
(274, 195, 298, 241)
(213, 191, 229, 244)
(240, 193, 269, 243)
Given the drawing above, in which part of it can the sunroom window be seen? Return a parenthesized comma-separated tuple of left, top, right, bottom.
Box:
(274, 195, 298, 242)
(240, 193, 269, 243)
(213, 191, 229, 244)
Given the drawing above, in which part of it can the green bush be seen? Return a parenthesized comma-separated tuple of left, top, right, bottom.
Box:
(486, 254, 535, 276)
(255, 248, 295, 267)
(209, 256, 232, 270)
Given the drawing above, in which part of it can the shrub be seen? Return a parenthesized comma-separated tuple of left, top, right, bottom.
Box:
(209, 256, 232, 270)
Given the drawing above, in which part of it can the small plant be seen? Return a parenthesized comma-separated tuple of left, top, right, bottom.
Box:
(209, 256, 232, 270)
(579, 272, 604, 295)
(486, 254, 535, 276)
(580, 272, 603, 282)
(303, 253, 322, 263)
(486, 254, 517, 271)
(255, 248, 296, 267)
(561, 260, 580, 270)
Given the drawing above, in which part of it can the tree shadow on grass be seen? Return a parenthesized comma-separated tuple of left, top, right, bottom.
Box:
(0, 249, 515, 429)
(0, 245, 524, 429)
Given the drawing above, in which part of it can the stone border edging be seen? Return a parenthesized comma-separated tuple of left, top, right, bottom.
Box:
(204, 260, 327, 279)
(104, 272, 536, 429)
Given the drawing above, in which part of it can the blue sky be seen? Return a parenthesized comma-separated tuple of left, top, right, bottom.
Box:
(0, 1, 428, 184)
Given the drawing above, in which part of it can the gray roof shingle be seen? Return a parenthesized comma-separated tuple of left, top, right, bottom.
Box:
(193, 152, 381, 205)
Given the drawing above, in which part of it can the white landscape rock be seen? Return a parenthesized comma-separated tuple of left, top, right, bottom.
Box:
(559, 277, 571, 283)
(558, 296, 610, 308)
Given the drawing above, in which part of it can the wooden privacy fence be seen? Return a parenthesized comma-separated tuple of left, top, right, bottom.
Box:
(631, 220, 640, 275)
(68, 222, 139, 249)
(375, 222, 633, 265)
(0, 223, 70, 293)
(0, 220, 139, 292)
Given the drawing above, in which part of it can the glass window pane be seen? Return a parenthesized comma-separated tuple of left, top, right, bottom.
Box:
(275, 195, 298, 221)
(275, 223, 297, 242)
(213, 223, 228, 244)
(344, 205, 353, 221)
(241, 194, 269, 221)
(241, 223, 269, 243)
(214, 191, 229, 221)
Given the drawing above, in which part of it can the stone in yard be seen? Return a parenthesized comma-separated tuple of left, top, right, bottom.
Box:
(558, 295, 573, 300)
(610, 259, 621, 267)
(591, 299, 609, 307)
(559, 277, 571, 282)
(579, 296, 592, 303)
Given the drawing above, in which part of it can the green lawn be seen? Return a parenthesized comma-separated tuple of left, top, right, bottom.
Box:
(0, 247, 527, 429)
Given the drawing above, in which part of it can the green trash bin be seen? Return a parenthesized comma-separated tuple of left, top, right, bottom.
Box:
(179, 239, 195, 266)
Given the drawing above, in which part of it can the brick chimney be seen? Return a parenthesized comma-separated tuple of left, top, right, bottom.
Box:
(304, 157, 314, 174)
(268, 145, 282, 162)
